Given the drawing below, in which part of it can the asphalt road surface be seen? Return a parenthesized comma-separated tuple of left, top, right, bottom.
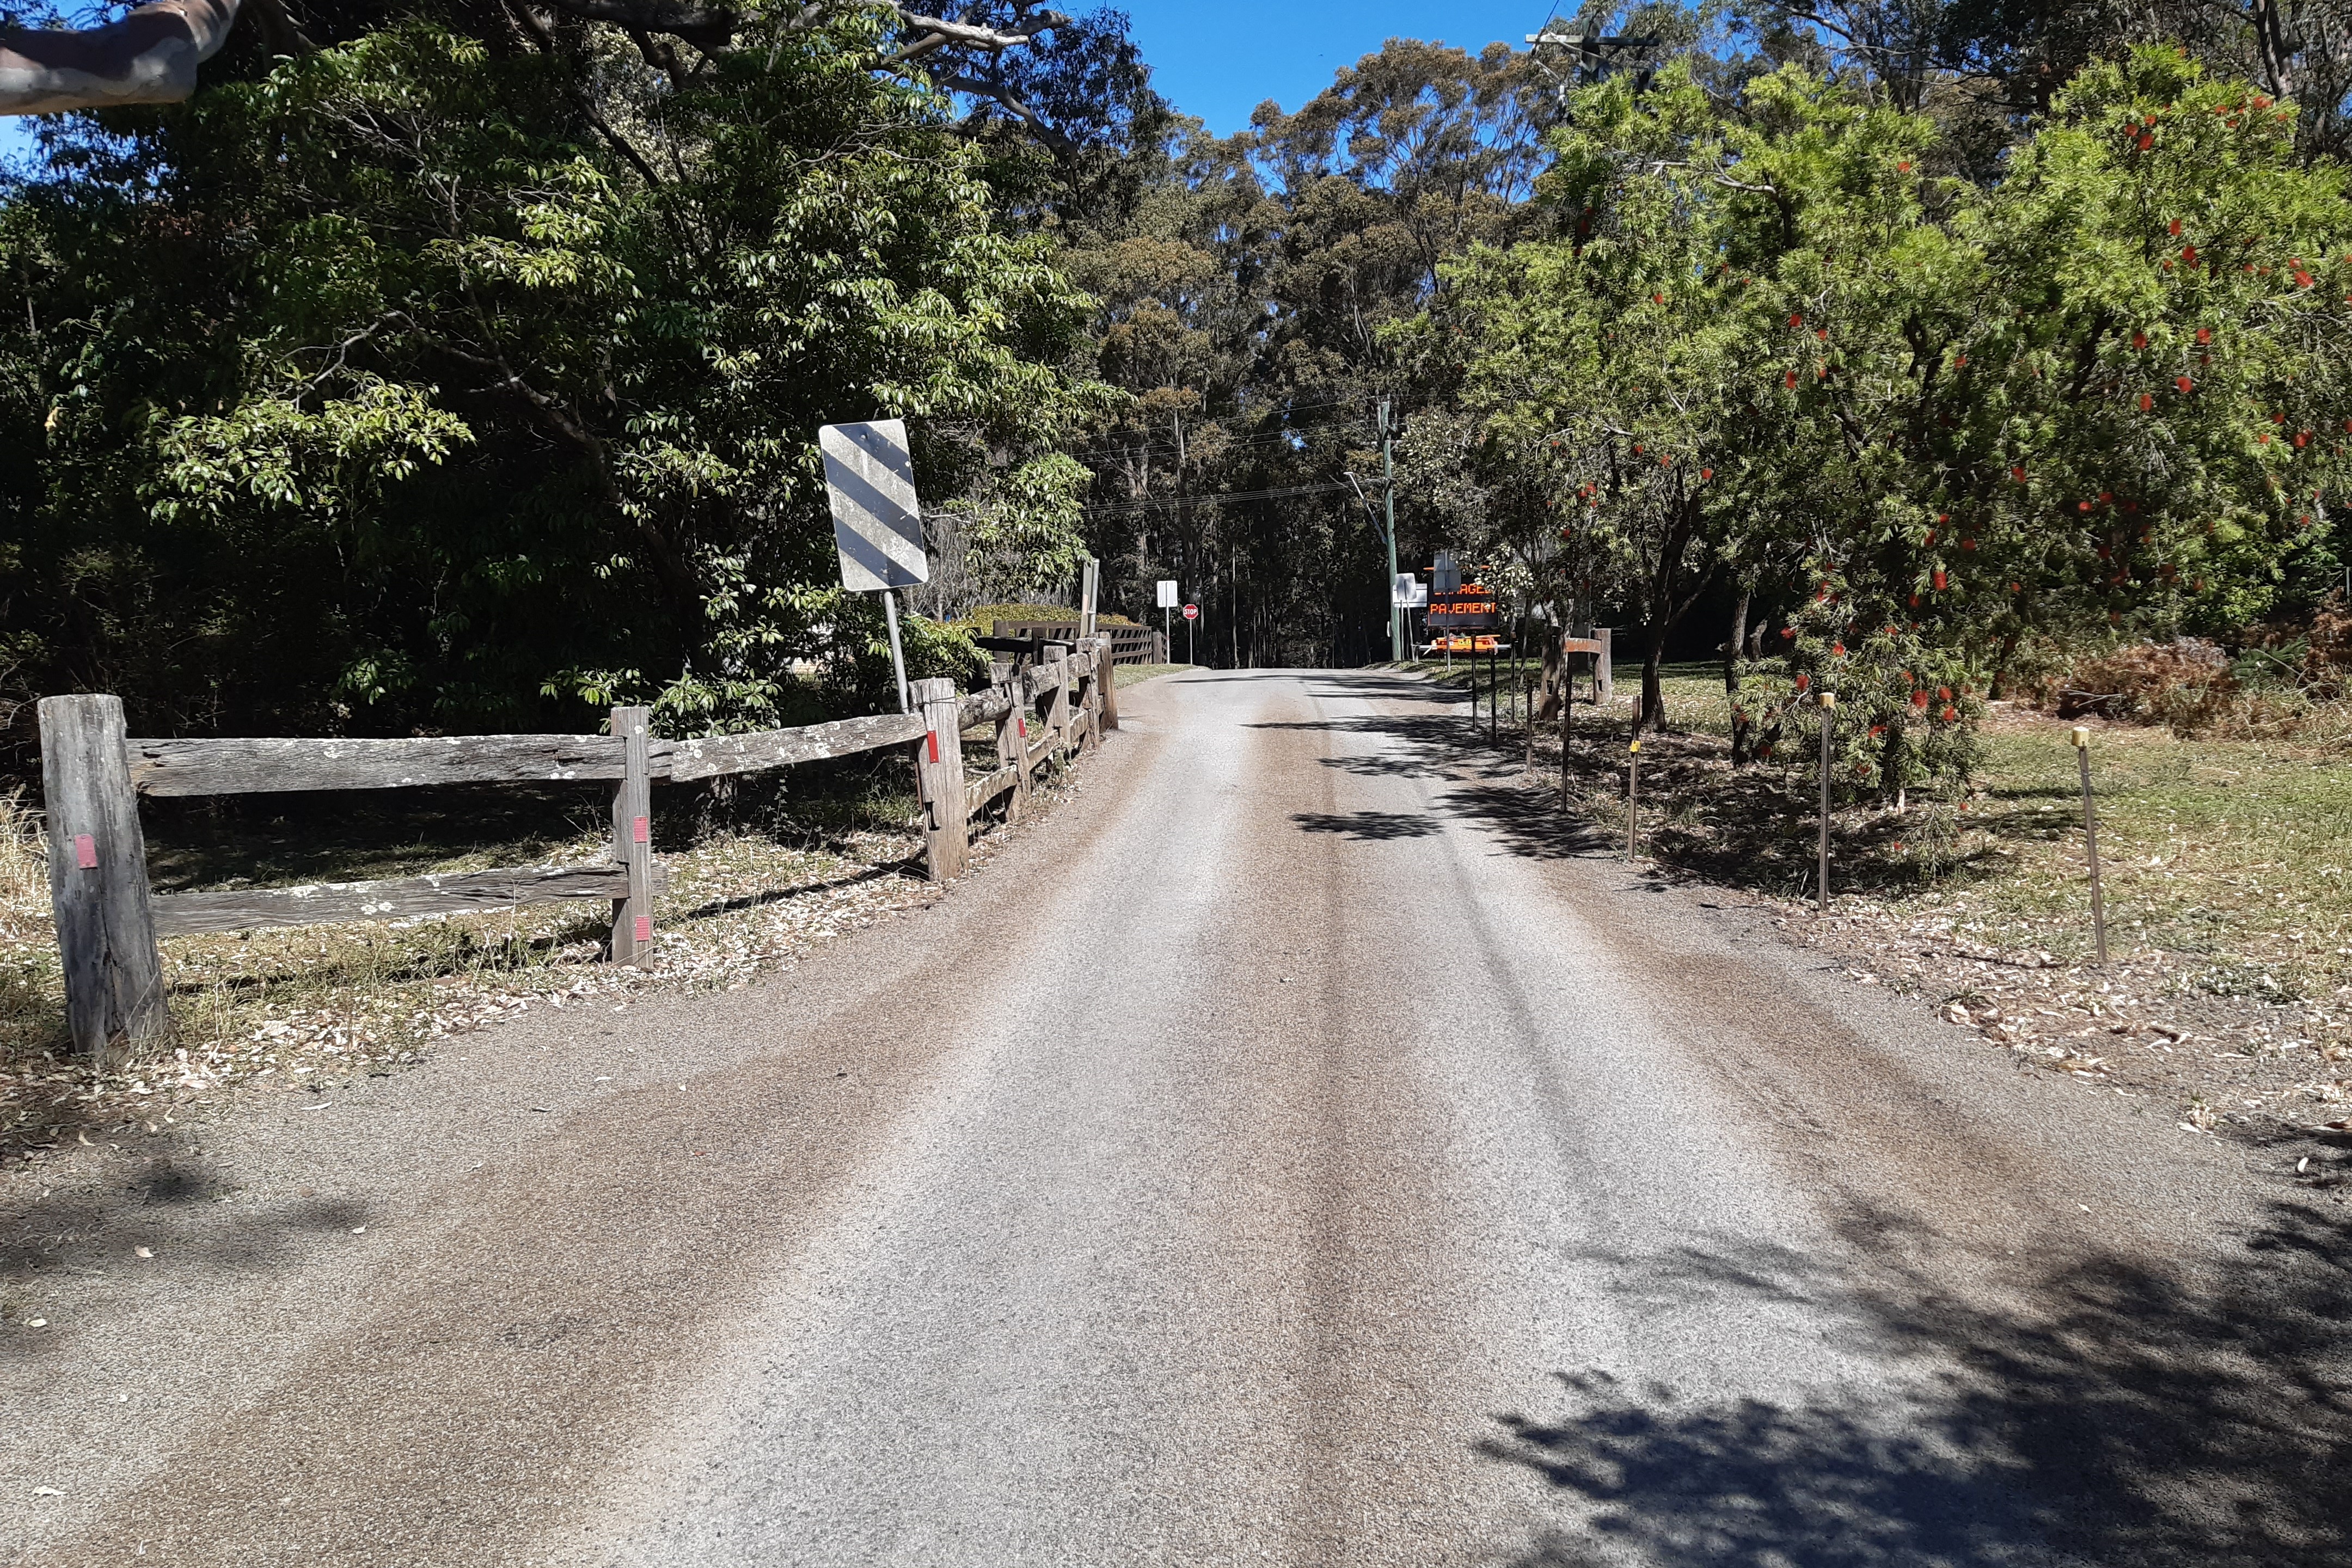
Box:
(6, 669, 2347, 1567)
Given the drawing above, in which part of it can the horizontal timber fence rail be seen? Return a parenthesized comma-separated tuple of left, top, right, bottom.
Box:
(35, 639, 1118, 1067)
(991, 621, 1168, 665)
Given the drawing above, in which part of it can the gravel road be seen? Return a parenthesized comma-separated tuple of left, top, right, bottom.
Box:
(5, 669, 2347, 1567)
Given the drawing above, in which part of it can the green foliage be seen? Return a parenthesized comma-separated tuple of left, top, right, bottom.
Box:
(0, 7, 1111, 754)
(1428, 45, 2351, 795)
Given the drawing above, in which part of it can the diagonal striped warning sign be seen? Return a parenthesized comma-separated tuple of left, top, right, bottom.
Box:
(819, 419, 930, 592)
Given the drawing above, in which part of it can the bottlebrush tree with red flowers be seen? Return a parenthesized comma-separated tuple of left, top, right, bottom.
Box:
(1923, 46, 2352, 689)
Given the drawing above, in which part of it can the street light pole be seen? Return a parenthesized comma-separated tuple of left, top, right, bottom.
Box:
(1380, 397, 1404, 661)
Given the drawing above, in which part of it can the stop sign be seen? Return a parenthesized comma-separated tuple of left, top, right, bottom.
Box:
(1182, 603, 1199, 621)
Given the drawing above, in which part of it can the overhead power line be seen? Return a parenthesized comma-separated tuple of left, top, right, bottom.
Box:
(1081, 480, 1358, 518)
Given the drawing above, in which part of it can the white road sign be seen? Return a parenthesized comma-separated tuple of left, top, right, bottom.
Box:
(819, 419, 929, 591)
(1392, 574, 1428, 609)
(1156, 579, 1179, 608)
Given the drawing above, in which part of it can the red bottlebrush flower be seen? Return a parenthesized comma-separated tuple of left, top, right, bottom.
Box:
(1893, 840, 1904, 851)
(1781, 626, 1797, 639)
(1869, 725, 1885, 738)
(1932, 569, 1949, 591)
(2196, 327, 2211, 344)
(2296, 432, 2308, 448)
(1816, 327, 1827, 340)
(1955, 355, 1968, 367)
(2170, 218, 2183, 235)
(1912, 689, 1930, 709)
(2274, 411, 2286, 423)
(2012, 465, 2028, 482)
(2183, 244, 2197, 266)
(2177, 375, 2194, 393)
(2137, 134, 2153, 151)
(1653, 292, 1664, 304)
(1925, 529, 1938, 545)
(1790, 314, 1803, 327)
(2140, 394, 2154, 411)
(2079, 501, 2093, 512)
(1795, 673, 1811, 691)
(2010, 581, 2023, 592)
(2295, 271, 2314, 289)
(1897, 161, 1912, 173)
(1941, 706, 1958, 722)
(1632, 443, 1643, 454)
(1937, 687, 1951, 702)
(1785, 370, 1798, 389)
(1700, 468, 1712, 480)
(1908, 593, 1920, 607)
(1962, 538, 1977, 551)
(1832, 642, 1846, 658)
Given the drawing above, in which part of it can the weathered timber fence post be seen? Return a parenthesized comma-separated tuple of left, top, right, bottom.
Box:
(1041, 644, 1073, 761)
(1094, 635, 1121, 732)
(608, 705, 655, 963)
(995, 672, 1029, 823)
(39, 695, 170, 1065)
(1072, 648, 1100, 755)
(912, 677, 967, 880)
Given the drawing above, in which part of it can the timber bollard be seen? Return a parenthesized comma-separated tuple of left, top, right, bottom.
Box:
(38, 694, 169, 1065)
(608, 705, 656, 963)
(911, 677, 968, 880)
(1626, 737, 1640, 860)
(2073, 726, 2109, 967)
(1817, 691, 1836, 915)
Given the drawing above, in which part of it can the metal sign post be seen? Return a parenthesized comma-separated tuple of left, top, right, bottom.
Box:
(819, 419, 930, 713)
(1080, 558, 1099, 640)
(1157, 579, 1178, 659)
(1817, 691, 1836, 914)
(1183, 601, 1198, 665)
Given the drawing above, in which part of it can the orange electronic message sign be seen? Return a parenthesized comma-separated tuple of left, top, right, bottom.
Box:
(1426, 585, 1499, 630)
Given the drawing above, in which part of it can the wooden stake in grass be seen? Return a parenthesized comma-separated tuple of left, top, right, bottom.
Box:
(1817, 691, 1836, 916)
(2073, 725, 2110, 967)
(1627, 737, 1640, 860)
(1524, 679, 1535, 773)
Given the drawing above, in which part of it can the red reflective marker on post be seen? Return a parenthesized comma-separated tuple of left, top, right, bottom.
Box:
(74, 833, 97, 869)
(632, 814, 649, 844)
(634, 916, 652, 944)
(926, 730, 941, 763)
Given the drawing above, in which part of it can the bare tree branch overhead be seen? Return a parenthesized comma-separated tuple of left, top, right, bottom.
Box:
(0, 0, 243, 114)
(0, 0, 1070, 116)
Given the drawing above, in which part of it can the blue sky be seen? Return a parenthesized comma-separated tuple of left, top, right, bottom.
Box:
(2, 3, 1559, 167)
(1117, 1, 1566, 132)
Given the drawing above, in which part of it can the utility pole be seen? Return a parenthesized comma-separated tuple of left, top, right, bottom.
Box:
(1380, 397, 1404, 661)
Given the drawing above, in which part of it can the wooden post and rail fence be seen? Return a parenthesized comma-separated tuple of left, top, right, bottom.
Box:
(35, 639, 1120, 1067)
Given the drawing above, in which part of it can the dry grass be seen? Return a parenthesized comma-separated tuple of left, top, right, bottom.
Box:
(1405, 657, 2352, 1136)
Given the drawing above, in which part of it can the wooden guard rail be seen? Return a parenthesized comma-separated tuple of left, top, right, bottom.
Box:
(35, 638, 1120, 1065)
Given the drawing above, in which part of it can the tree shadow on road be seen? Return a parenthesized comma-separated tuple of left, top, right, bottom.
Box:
(1290, 811, 1441, 841)
(1482, 1199, 2352, 1567)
